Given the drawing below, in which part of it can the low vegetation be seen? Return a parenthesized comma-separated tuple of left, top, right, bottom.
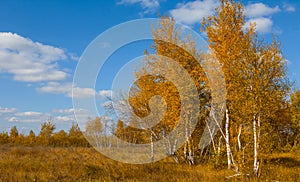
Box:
(0, 146, 299, 181)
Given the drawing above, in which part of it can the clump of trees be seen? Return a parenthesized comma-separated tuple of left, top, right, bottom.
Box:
(0, 120, 89, 147)
(112, 0, 300, 178)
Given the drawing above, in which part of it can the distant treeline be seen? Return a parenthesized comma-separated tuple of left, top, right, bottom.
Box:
(0, 121, 90, 147)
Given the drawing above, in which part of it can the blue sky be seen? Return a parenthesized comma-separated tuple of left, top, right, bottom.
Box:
(0, 0, 299, 134)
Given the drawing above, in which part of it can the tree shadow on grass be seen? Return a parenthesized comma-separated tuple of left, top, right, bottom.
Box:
(269, 157, 300, 168)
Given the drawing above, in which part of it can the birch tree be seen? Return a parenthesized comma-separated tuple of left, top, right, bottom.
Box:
(119, 17, 210, 164)
(290, 90, 300, 148)
(201, 0, 253, 172)
(85, 117, 104, 148)
(202, 0, 289, 176)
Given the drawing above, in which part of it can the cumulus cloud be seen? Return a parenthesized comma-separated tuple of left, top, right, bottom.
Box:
(0, 32, 68, 82)
(244, 3, 282, 34)
(37, 81, 71, 95)
(0, 107, 17, 115)
(169, 0, 219, 25)
(53, 108, 75, 114)
(68, 53, 79, 61)
(53, 108, 88, 114)
(169, 1, 293, 34)
(0, 106, 86, 124)
(7, 110, 50, 123)
(117, 0, 160, 14)
(283, 3, 296, 12)
(0, 107, 17, 123)
(245, 3, 280, 18)
(55, 115, 75, 123)
(245, 17, 273, 34)
(15, 111, 43, 117)
(8, 117, 19, 122)
(98, 90, 114, 99)
(72, 87, 96, 99)
(37, 81, 113, 99)
(74, 88, 113, 99)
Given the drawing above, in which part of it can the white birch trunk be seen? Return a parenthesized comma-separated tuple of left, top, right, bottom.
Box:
(150, 132, 154, 162)
(184, 142, 187, 160)
(188, 139, 194, 165)
(253, 115, 259, 175)
(257, 115, 261, 152)
(238, 124, 242, 151)
(184, 123, 188, 160)
(207, 121, 216, 153)
(225, 109, 232, 169)
(211, 108, 238, 172)
(217, 136, 222, 156)
(173, 138, 178, 155)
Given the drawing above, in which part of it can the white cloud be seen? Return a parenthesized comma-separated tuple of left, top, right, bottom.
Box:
(37, 81, 71, 95)
(37, 81, 113, 99)
(55, 115, 74, 123)
(54, 108, 75, 114)
(72, 87, 96, 99)
(169, 0, 219, 25)
(244, 3, 284, 34)
(98, 90, 113, 99)
(8, 117, 45, 123)
(15, 111, 43, 117)
(245, 3, 280, 18)
(7, 110, 50, 123)
(283, 3, 296, 12)
(0, 107, 17, 122)
(0, 32, 68, 82)
(169, 1, 293, 34)
(73, 88, 113, 99)
(245, 17, 273, 34)
(53, 108, 88, 115)
(8, 117, 19, 122)
(2, 107, 78, 123)
(0, 107, 17, 115)
(117, 0, 160, 14)
(68, 53, 79, 61)
(0, 106, 81, 124)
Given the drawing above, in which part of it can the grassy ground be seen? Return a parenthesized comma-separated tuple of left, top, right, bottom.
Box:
(0, 145, 299, 181)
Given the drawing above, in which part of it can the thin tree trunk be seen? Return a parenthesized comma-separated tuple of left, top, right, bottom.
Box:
(173, 138, 178, 155)
(211, 108, 238, 173)
(216, 136, 222, 165)
(225, 109, 232, 169)
(172, 134, 179, 163)
(162, 129, 170, 156)
(184, 121, 188, 160)
(257, 115, 261, 152)
(189, 139, 194, 165)
(184, 142, 187, 160)
(150, 132, 154, 162)
(187, 138, 194, 165)
(238, 124, 242, 151)
(253, 115, 259, 176)
(217, 136, 222, 156)
(207, 120, 217, 153)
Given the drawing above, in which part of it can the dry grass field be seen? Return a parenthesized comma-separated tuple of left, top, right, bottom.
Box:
(0, 145, 299, 182)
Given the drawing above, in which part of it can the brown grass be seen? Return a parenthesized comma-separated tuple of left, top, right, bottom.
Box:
(0, 145, 299, 181)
